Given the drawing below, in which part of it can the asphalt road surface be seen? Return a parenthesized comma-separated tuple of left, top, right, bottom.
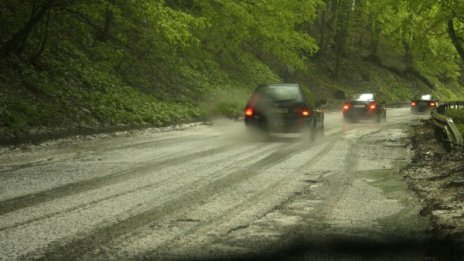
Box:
(0, 108, 435, 260)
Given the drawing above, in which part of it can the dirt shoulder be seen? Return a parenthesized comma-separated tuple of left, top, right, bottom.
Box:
(402, 120, 464, 257)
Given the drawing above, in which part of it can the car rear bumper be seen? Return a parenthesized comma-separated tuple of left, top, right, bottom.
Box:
(411, 106, 432, 113)
(245, 117, 314, 133)
(343, 109, 379, 120)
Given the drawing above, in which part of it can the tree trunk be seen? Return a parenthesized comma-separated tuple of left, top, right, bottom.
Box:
(369, 20, 381, 56)
(448, 19, 464, 62)
(327, 0, 339, 51)
(460, 62, 464, 85)
(1, 0, 57, 56)
(334, 0, 351, 76)
(30, 10, 51, 64)
(402, 41, 413, 63)
(96, 7, 114, 43)
(353, 0, 366, 48)
(317, 7, 327, 52)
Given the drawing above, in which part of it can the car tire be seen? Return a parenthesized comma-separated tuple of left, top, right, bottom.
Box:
(305, 119, 317, 142)
(309, 124, 316, 141)
(299, 124, 313, 143)
(319, 121, 325, 137)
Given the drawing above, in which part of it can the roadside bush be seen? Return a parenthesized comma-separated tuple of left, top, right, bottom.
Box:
(200, 87, 250, 119)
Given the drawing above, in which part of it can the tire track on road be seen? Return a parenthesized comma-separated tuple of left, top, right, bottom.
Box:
(0, 145, 231, 216)
(0, 143, 275, 232)
(27, 141, 319, 261)
(136, 138, 339, 260)
(0, 131, 207, 176)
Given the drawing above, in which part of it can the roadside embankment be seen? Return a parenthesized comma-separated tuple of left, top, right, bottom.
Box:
(402, 120, 464, 258)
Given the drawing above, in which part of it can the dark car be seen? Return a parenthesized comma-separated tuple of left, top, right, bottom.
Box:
(244, 84, 324, 139)
(342, 93, 387, 122)
(410, 94, 439, 113)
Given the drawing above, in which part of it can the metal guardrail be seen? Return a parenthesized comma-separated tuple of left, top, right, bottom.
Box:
(431, 102, 464, 149)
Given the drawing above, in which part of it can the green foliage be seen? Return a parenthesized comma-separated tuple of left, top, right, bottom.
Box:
(200, 87, 250, 119)
(0, 0, 463, 137)
(444, 109, 464, 134)
(188, 0, 321, 70)
(333, 0, 464, 82)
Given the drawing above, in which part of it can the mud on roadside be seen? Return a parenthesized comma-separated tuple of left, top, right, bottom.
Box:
(402, 119, 464, 257)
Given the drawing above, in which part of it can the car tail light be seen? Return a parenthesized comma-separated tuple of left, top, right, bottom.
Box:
(293, 107, 311, 117)
(429, 102, 436, 107)
(411, 102, 416, 106)
(369, 102, 377, 110)
(244, 107, 254, 117)
(343, 103, 351, 111)
(301, 109, 311, 117)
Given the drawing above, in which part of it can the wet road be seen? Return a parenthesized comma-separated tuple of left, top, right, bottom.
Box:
(0, 108, 433, 260)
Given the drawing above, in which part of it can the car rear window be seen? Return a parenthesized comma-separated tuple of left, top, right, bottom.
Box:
(352, 93, 374, 101)
(420, 94, 432, 100)
(262, 85, 303, 102)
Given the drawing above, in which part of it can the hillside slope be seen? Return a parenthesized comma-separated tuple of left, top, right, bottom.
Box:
(1, 1, 464, 143)
(1, 49, 463, 144)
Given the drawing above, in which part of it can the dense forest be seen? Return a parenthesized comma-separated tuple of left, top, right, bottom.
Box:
(1, 0, 464, 137)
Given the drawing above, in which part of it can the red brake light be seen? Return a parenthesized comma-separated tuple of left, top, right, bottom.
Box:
(244, 107, 253, 117)
(411, 102, 416, 106)
(343, 103, 351, 111)
(369, 102, 377, 110)
(430, 102, 436, 107)
(293, 107, 311, 116)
